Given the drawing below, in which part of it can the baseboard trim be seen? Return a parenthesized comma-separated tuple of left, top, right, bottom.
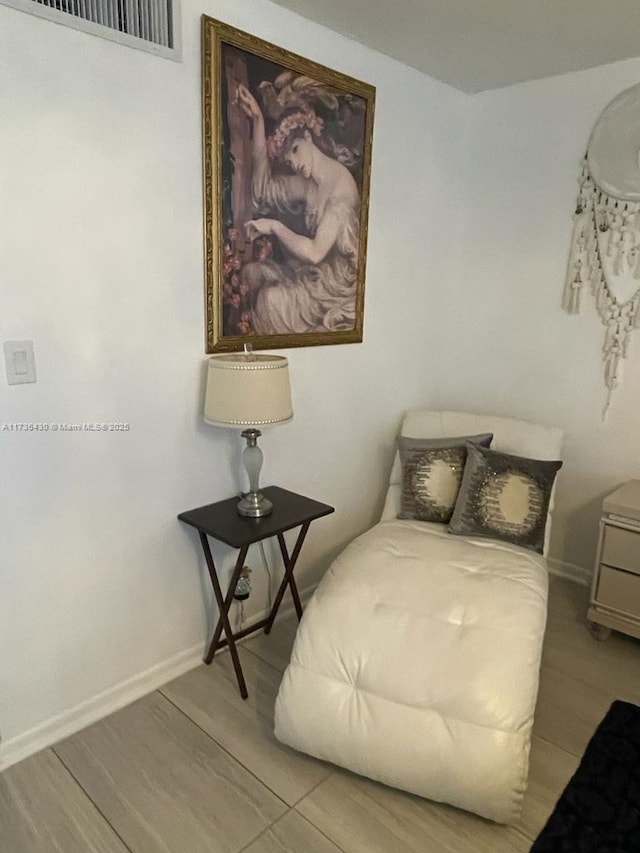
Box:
(548, 557, 591, 587)
(0, 583, 317, 773)
(0, 642, 204, 773)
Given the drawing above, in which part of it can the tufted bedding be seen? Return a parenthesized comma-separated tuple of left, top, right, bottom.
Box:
(274, 518, 548, 823)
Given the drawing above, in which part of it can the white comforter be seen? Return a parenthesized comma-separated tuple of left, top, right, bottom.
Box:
(274, 519, 548, 823)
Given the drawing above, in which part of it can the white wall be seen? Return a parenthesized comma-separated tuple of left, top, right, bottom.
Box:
(0, 0, 468, 756)
(438, 58, 640, 577)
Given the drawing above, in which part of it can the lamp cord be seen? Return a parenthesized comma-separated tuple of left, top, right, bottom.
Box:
(258, 540, 273, 611)
(235, 599, 245, 633)
(233, 544, 272, 634)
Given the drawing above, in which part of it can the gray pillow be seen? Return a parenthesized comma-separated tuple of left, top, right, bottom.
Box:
(398, 434, 493, 524)
(448, 442, 563, 554)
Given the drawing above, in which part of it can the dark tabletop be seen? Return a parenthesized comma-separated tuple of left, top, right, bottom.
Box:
(178, 486, 335, 548)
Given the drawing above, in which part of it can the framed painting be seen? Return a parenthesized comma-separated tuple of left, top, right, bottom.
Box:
(202, 17, 376, 352)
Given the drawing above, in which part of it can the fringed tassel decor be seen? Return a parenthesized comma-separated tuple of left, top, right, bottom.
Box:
(564, 154, 640, 419)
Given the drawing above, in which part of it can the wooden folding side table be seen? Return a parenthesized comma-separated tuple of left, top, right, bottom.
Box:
(178, 486, 334, 698)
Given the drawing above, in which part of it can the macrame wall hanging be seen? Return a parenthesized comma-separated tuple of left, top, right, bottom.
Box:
(564, 83, 640, 418)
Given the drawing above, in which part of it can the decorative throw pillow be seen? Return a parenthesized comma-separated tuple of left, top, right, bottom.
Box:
(397, 434, 493, 524)
(448, 443, 563, 554)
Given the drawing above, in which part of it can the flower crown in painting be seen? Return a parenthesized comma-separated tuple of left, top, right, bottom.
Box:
(266, 108, 324, 160)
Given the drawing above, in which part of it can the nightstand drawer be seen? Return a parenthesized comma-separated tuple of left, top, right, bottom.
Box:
(601, 525, 640, 575)
(597, 565, 640, 614)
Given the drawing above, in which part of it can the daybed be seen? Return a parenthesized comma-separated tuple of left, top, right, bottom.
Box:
(274, 409, 563, 823)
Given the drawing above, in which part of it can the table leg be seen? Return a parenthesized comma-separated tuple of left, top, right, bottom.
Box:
(265, 521, 310, 634)
(199, 532, 249, 699)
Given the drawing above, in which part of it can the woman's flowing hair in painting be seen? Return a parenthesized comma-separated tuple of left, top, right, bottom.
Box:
(221, 58, 368, 337)
(259, 72, 365, 174)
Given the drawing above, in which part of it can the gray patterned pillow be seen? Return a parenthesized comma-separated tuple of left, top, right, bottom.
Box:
(397, 434, 493, 524)
(448, 442, 563, 553)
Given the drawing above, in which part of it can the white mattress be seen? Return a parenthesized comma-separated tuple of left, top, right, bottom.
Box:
(274, 519, 548, 823)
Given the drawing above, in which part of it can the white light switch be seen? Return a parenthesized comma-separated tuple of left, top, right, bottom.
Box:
(4, 340, 37, 385)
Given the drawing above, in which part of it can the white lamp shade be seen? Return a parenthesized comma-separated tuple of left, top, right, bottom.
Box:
(204, 353, 293, 428)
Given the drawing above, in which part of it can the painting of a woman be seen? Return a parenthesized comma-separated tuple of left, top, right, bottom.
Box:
(203, 19, 375, 351)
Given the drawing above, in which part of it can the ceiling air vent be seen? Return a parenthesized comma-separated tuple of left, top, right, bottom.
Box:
(2, 0, 180, 58)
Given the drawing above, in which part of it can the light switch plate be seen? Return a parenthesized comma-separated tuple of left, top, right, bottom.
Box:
(4, 340, 37, 385)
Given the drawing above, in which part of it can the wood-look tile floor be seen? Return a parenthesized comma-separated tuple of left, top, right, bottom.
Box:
(2, 577, 640, 852)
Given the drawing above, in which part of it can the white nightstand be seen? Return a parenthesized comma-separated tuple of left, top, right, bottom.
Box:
(588, 480, 640, 641)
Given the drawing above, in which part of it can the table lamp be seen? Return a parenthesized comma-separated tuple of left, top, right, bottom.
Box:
(203, 348, 293, 517)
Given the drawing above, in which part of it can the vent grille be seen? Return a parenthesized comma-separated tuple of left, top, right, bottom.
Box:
(34, 0, 173, 47)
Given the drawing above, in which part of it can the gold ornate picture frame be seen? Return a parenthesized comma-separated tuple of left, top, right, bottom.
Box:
(202, 17, 375, 352)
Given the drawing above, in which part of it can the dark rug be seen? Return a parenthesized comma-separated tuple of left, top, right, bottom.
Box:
(530, 700, 640, 852)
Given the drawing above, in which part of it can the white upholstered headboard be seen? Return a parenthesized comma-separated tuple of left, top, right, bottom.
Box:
(381, 409, 564, 555)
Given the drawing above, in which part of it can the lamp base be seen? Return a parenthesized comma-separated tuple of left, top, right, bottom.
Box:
(237, 428, 273, 517)
(237, 491, 273, 517)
